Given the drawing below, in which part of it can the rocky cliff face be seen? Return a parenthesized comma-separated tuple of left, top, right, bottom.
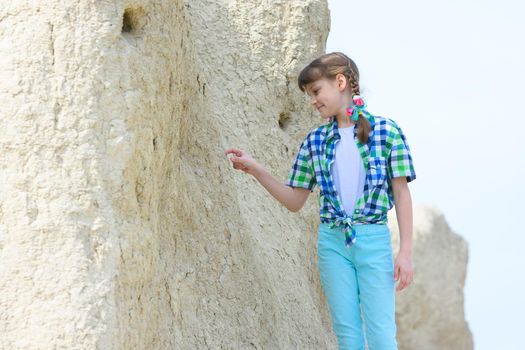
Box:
(0, 1, 471, 349)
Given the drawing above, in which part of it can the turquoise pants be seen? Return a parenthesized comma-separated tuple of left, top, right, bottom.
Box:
(318, 222, 398, 350)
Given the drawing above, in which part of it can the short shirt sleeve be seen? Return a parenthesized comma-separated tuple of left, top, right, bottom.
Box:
(285, 136, 317, 192)
(387, 123, 416, 183)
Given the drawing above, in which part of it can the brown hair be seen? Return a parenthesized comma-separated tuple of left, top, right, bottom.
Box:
(298, 52, 371, 144)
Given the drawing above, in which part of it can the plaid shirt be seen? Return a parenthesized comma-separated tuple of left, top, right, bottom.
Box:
(285, 112, 416, 247)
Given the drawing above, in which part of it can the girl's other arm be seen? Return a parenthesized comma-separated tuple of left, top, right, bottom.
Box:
(393, 177, 413, 253)
(391, 176, 414, 292)
(224, 147, 310, 212)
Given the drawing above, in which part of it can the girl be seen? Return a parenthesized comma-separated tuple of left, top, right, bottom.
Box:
(224, 52, 416, 350)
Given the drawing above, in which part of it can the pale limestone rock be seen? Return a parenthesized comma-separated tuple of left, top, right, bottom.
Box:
(0, 1, 471, 349)
(0, 1, 333, 349)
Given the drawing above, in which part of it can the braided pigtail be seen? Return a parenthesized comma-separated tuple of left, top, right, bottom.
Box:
(347, 69, 371, 144)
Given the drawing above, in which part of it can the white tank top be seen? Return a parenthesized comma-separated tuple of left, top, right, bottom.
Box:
(331, 125, 366, 216)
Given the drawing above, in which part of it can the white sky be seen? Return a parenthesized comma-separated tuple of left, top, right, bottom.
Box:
(326, 1, 525, 349)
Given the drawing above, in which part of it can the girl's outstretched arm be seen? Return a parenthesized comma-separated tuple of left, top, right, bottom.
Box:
(391, 176, 415, 292)
(224, 147, 310, 212)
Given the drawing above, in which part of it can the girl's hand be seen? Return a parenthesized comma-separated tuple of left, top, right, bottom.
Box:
(394, 250, 414, 292)
(224, 148, 260, 175)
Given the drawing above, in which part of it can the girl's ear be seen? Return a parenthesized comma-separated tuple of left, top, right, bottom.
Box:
(336, 73, 347, 91)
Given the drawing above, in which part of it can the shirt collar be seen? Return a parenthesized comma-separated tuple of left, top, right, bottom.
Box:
(325, 112, 375, 142)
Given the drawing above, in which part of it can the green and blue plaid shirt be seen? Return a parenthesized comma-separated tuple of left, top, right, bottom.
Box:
(285, 113, 416, 247)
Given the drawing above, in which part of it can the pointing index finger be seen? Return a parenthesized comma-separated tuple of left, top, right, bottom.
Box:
(224, 148, 240, 156)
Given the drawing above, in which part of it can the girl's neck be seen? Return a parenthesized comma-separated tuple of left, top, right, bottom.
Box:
(336, 116, 355, 129)
(334, 115, 356, 129)
(334, 96, 355, 128)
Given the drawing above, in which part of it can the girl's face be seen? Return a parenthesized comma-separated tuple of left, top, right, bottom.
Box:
(305, 75, 349, 120)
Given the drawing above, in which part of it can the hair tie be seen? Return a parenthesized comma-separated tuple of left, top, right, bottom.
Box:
(345, 95, 367, 122)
